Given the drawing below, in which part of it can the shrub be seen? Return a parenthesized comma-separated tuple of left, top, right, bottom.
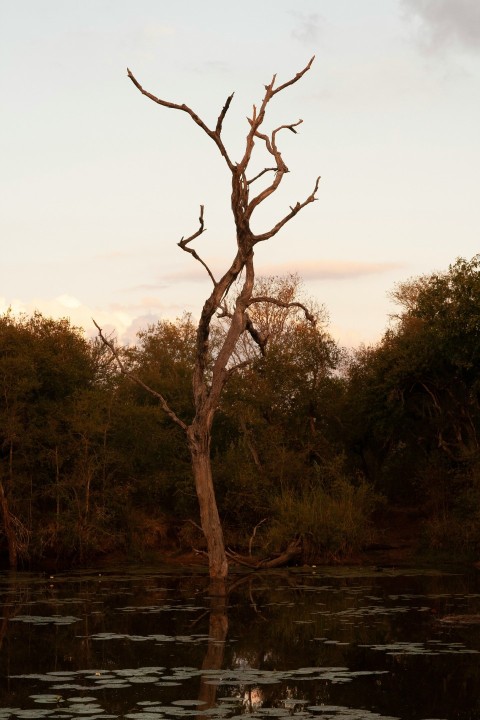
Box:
(264, 468, 380, 563)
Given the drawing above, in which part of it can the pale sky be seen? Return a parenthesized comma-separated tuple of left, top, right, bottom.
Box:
(1, 0, 480, 347)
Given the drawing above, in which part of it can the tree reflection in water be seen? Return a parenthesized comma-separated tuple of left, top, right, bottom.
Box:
(198, 579, 229, 712)
(1, 567, 480, 719)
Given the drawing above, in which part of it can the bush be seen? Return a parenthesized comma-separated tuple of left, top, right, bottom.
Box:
(264, 468, 380, 563)
(424, 462, 480, 555)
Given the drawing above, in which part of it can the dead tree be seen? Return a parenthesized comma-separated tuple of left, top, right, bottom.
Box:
(97, 58, 320, 583)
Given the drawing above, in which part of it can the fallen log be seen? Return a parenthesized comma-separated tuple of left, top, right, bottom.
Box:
(226, 538, 302, 569)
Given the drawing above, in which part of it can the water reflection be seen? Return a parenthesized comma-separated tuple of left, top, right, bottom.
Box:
(0, 566, 480, 718)
(198, 582, 228, 712)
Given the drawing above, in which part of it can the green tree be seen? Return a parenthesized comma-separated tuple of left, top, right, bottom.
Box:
(0, 311, 98, 566)
(345, 256, 480, 549)
(212, 276, 345, 546)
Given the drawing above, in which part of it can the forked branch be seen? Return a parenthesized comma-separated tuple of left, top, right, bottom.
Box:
(237, 56, 315, 175)
(92, 320, 187, 432)
(247, 167, 277, 185)
(127, 68, 235, 171)
(253, 175, 321, 243)
(178, 205, 217, 286)
(271, 55, 315, 97)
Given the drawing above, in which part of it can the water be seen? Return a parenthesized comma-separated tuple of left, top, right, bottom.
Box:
(1, 565, 480, 719)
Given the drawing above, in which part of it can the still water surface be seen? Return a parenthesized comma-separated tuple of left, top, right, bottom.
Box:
(1, 565, 480, 720)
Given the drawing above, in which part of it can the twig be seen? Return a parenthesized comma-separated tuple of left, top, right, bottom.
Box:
(248, 518, 267, 557)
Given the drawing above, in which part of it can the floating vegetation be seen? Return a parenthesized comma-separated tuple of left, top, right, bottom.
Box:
(360, 640, 479, 656)
(87, 631, 209, 643)
(119, 604, 205, 613)
(11, 664, 389, 693)
(9, 615, 81, 626)
(305, 706, 400, 719)
(2, 566, 480, 719)
(439, 614, 480, 625)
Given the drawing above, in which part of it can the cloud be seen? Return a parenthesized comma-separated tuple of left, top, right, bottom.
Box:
(290, 12, 322, 45)
(401, 0, 480, 55)
(161, 259, 402, 283)
(257, 260, 403, 281)
(56, 294, 82, 310)
(0, 295, 169, 345)
(121, 313, 162, 344)
(125, 282, 169, 293)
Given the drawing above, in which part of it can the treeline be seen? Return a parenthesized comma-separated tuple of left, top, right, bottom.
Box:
(1, 259, 480, 568)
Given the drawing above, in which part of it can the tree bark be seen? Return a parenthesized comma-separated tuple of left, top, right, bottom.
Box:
(188, 426, 228, 581)
(0, 480, 17, 569)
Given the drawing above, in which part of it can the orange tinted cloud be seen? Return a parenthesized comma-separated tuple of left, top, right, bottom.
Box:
(162, 259, 403, 283)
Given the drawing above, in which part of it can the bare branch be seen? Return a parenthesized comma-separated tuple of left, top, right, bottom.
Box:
(253, 175, 321, 243)
(127, 68, 235, 171)
(226, 537, 302, 569)
(245, 314, 269, 355)
(92, 319, 188, 432)
(237, 57, 315, 175)
(216, 302, 229, 319)
(216, 304, 268, 355)
(215, 93, 234, 135)
(247, 167, 277, 185)
(247, 296, 316, 325)
(244, 120, 303, 221)
(273, 119, 303, 140)
(178, 206, 217, 286)
(272, 56, 315, 97)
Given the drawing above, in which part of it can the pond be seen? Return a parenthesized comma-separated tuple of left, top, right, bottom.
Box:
(1, 564, 480, 720)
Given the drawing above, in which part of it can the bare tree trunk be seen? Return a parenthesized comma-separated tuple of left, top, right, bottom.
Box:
(0, 480, 17, 569)
(188, 426, 228, 582)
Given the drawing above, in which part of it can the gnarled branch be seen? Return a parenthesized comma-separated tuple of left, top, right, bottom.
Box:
(92, 320, 187, 432)
(127, 68, 235, 171)
(245, 120, 303, 220)
(237, 56, 315, 176)
(178, 205, 217, 286)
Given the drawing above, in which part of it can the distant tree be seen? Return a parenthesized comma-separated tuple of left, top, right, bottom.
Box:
(346, 255, 480, 507)
(0, 312, 97, 567)
(97, 59, 320, 582)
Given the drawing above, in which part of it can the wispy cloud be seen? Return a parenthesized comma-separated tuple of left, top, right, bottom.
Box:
(290, 12, 322, 46)
(125, 282, 169, 293)
(161, 259, 402, 283)
(401, 0, 480, 55)
(257, 260, 403, 281)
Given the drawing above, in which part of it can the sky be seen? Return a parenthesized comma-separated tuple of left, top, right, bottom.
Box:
(1, 0, 480, 347)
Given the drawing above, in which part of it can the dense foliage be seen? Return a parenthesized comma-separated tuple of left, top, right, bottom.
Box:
(346, 256, 480, 552)
(2, 258, 480, 567)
